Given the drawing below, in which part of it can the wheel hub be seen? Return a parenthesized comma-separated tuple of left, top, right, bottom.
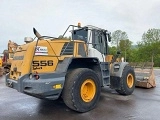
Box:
(81, 79, 96, 102)
(127, 74, 134, 88)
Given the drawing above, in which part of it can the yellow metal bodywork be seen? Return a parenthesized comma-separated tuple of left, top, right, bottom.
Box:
(105, 55, 121, 62)
(0, 58, 3, 76)
(105, 55, 113, 62)
(0, 58, 2, 67)
(9, 39, 87, 80)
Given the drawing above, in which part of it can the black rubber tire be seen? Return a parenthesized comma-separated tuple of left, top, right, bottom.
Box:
(116, 65, 135, 95)
(62, 68, 101, 112)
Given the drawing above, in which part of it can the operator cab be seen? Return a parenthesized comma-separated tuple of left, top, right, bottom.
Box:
(72, 25, 111, 62)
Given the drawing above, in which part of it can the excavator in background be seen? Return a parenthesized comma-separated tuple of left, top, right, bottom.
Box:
(2, 40, 18, 73)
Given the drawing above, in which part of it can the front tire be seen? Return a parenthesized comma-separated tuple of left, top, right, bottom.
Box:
(116, 65, 135, 95)
(62, 68, 101, 112)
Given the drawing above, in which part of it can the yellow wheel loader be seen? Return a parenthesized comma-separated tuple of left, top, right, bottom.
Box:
(6, 24, 136, 112)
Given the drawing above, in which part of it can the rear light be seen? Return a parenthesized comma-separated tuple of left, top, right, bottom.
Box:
(34, 71, 40, 80)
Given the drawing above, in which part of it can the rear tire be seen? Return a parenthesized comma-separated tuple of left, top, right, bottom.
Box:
(116, 65, 135, 95)
(62, 68, 101, 112)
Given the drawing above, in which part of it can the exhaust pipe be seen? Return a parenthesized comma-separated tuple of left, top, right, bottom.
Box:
(33, 28, 42, 38)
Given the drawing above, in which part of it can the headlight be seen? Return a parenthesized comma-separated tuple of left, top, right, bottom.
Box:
(114, 64, 120, 72)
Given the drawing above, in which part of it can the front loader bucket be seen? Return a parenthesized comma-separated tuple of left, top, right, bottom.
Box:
(129, 62, 156, 88)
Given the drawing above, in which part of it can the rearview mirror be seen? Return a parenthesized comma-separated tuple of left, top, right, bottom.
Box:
(108, 33, 111, 42)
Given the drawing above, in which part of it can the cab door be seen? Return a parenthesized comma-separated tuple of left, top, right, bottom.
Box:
(88, 30, 108, 62)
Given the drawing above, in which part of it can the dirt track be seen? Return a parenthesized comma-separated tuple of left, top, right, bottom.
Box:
(0, 69, 160, 120)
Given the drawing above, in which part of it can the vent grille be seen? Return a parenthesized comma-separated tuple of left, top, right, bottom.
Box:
(60, 42, 74, 55)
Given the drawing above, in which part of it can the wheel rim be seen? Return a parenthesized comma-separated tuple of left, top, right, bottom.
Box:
(127, 74, 134, 88)
(81, 79, 96, 102)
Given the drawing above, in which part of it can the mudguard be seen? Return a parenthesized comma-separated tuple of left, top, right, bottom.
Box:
(110, 62, 129, 77)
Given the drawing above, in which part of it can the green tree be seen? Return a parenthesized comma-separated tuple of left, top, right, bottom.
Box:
(108, 46, 117, 55)
(128, 48, 137, 62)
(137, 28, 160, 66)
(111, 30, 128, 50)
(119, 39, 132, 62)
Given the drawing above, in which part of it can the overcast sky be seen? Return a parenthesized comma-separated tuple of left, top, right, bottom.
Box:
(0, 0, 160, 53)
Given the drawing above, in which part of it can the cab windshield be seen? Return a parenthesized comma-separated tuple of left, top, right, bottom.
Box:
(72, 28, 88, 42)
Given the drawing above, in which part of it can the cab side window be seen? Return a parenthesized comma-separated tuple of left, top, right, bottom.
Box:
(92, 30, 107, 55)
